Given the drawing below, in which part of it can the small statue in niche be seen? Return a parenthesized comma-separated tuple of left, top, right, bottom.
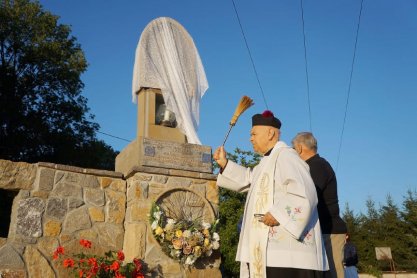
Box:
(156, 104, 177, 128)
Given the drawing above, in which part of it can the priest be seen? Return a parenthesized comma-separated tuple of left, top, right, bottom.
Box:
(214, 110, 328, 278)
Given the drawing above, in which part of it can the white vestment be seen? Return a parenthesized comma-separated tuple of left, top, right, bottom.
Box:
(217, 141, 328, 277)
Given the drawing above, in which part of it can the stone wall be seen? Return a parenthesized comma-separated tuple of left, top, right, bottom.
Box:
(0, 159, 220, 278)
(123, 167, 220, 278)
(0, 159, 126, 277)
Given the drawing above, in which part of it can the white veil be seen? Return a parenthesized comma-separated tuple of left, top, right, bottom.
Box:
(132, 17, 208, 144)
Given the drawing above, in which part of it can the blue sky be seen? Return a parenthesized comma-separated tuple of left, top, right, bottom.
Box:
(39, 0, 417, 215)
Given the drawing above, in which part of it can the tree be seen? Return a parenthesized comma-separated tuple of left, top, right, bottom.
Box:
(0, 0, 117, 169)
(342, 203, 360, 239)
(377, 195, 408, 271)
(400, 190, 417, 270)
(355, 198, 381, 274)
(218, 189, 245, 277)
(216, 148, 260, 277)
(402, 190, 417, 232)
(343, 193, 417, 275)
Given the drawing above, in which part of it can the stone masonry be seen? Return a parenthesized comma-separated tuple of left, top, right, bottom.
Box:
(123, 167, 220, 278)
(0, 159, 220, 278)
(0, 159, 126, 278)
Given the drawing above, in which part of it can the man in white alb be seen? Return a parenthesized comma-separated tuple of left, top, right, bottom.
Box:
(214, 110, 328, 278)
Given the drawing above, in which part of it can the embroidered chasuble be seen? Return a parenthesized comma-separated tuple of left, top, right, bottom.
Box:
(217, 141, 328, 277)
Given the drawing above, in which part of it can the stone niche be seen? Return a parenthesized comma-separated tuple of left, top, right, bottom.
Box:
(115, 87, 213, 178)
(123, 167, 220, 278)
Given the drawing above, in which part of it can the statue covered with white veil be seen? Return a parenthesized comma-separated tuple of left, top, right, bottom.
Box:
(115, 17, 212, 176)
(132, 17, 208, 145)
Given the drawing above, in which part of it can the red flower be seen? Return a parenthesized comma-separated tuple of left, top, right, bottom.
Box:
(133, 258, 142, 270)
(117, 250, 125, 261)
(101, 262, 110, 272)
(79, 239, 92, 248)
(63, 258, 75, 268)
(133, 270, 145, 278)
(262, 110, 274, 118)
(53, 246, 65, 260)
(56, 246, 65, 254)
(90, 266, 99, 275)
(87, 257, 98, 274)
(88, 257, 97, 266)
(115, 271, 126, 278)
(53, 239, 146, 277)
(110, 261, 120, 271)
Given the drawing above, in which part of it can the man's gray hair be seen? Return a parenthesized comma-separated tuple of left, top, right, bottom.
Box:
(292, 132, 318, 152)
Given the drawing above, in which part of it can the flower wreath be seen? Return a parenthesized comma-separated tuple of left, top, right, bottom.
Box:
(149, 203, 220, 266)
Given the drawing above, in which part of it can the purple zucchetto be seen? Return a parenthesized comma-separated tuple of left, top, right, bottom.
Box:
(252, 110, 281, 128)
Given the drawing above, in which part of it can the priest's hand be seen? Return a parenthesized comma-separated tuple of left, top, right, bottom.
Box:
(261, 212, 279, 226)
(214, 146, 228, 169)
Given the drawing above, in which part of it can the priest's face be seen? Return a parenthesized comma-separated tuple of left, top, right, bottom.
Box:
(250, 126, 276, 154)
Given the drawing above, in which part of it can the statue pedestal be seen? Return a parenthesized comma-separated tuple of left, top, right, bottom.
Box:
(117, 15, 218, 275)
(115, 137, 212, 178)
(118, 138, 220, 278)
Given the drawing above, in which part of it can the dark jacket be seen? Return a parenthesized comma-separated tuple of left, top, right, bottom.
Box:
(344, 242, 359, 266)
(306, 154, 347, 234)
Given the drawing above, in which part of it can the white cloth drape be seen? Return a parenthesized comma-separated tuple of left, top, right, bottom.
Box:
(132, 17, 208, 144)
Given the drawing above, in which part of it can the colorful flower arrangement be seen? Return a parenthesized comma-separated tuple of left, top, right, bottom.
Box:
(149, 203, 220, 266)
(52, 239, 146, 278)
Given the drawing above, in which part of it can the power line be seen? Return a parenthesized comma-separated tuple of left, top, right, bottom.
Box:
(231, 0, 269, 110)
(336, 0, 364, 171)
(97, 131, 130, 142)
(300, 0, 313, 132)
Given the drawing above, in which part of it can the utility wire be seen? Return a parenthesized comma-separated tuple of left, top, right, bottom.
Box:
(231, 0, 269, 110)
(97, 131, 130, 142)
(300, 0, 313, 131)
(336, 0, 364, 171)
